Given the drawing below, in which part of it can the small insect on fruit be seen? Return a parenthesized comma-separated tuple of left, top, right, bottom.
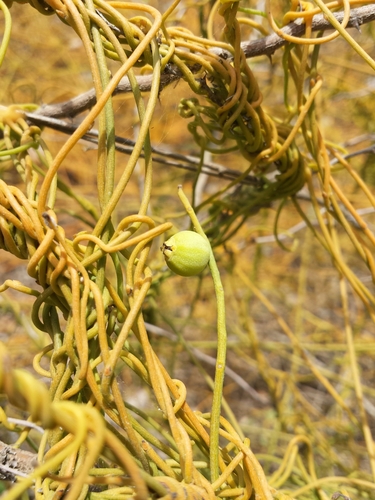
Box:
(161, 230, 211, 277)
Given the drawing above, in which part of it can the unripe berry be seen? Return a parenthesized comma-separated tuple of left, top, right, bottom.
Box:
(161, 230, 210, 277)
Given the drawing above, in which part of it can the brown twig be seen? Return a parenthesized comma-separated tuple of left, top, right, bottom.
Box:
(33, 72, 181, 119)
(0, 440, 37, 482)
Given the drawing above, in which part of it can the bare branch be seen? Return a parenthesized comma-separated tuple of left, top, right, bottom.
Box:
(35, 72, 180, 119)
(0, 440, 37, 482)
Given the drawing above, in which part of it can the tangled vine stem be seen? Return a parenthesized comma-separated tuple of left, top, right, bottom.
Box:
(22, 4, 375, 121)
(1, 0, 375, 499)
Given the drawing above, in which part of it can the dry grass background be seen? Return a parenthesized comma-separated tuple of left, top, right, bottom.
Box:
(1, 1, 375, 499)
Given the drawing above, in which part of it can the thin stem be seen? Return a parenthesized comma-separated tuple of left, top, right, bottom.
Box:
(177, 186, 227, 482)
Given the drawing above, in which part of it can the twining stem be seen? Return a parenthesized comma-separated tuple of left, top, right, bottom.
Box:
(177, 186, 227, 482)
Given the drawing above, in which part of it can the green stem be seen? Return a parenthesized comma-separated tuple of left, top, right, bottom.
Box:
(0, 0, 11, 68)
(177, 186, 227, 482)
(0, 142, 39, 157)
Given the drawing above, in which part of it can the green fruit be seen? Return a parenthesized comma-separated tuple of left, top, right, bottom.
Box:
(161, 230, 211, 277)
